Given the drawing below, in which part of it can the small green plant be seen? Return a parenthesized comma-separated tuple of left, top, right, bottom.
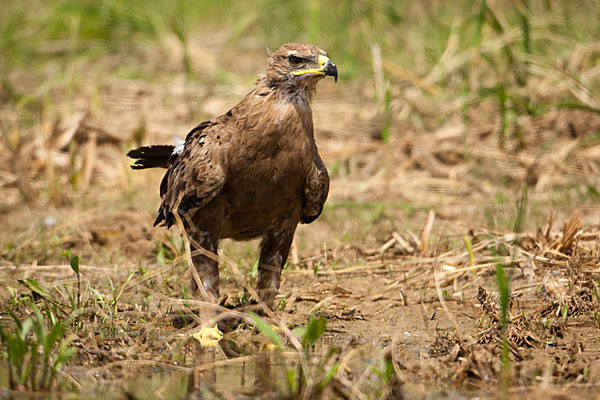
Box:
(380, 82, 392, 145)
(373, 348, 395, 385)
(18, 278, 67, 316)
(7, 286, 29, 307)
(0, 305, 76, 391)
(156, 243, 174, 264)
(70, 255, 81, 309)
(250, 313, 337, 398)
(293, 315, 326, 353)
(496, 263, 511, 396)
(138, 263, 148, 276)
(513, 183, 529, 234)
(155, 235, 184, 264)
(276, 297, 288, 311)
(590, 311, 600, 329)
(561, 303, 569, 322)
(464, 235, 475, 266)
(313, 261, 321, 277)
(249, 312, 283, 351)
(249, 259, 259, 278)
(294, 316, 339, 397)
(86, 272, 134, 337)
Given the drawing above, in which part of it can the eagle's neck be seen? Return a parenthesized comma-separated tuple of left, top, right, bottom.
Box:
(249, 78, 316, 140)
(281, 85, 315, 105)
(274, 85, 315, 140)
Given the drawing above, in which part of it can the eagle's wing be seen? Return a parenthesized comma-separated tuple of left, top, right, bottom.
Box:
(155, 121, 228, 228)
(301, 149, 329, 224)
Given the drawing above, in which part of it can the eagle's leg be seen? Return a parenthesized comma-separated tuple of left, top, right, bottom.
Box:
(190, 230, 220, 302)
(256, 229, 295, 309)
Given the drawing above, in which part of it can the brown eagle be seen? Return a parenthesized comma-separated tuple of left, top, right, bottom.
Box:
(128, 43, 336, 309)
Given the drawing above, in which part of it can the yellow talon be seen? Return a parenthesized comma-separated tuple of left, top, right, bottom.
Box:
(193, 325, 223, 346)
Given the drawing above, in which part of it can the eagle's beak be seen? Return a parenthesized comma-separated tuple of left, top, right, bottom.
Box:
(293, 55, 338, 82)
(319, 55, 338, 83)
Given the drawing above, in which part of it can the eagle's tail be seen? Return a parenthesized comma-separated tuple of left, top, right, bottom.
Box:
(127, 145, 174, 169)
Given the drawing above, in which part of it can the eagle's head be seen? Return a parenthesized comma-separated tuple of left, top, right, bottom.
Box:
(261, 42, 338, 91)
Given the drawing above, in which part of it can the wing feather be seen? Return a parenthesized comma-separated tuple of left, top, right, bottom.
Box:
(301, 150, 329, 224)
(154, 121, 227, 227)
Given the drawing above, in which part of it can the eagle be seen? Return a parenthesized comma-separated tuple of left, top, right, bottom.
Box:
(127, 43, 336, 310)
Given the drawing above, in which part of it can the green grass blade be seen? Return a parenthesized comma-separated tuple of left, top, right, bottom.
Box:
(249, 312, 282, 351)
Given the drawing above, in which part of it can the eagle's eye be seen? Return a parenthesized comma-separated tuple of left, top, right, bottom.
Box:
(288, 56, 303, 66)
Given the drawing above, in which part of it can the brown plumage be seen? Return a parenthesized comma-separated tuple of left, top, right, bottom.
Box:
(127, 43, 336, 308)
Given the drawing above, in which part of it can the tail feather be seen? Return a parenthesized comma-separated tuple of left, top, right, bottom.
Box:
(127, 145, 174, 169)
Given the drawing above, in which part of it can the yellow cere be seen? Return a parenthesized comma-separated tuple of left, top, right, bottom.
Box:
(318, 54, 329, 67)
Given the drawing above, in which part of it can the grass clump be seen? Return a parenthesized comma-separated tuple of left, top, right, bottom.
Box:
(0, 305, 76, 391)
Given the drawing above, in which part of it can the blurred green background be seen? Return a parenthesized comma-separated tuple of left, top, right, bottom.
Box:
(3, 1, 600, 103)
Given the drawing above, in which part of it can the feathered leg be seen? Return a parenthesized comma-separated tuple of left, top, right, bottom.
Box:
(257, 229, 295, 309)
(190, 230, 220, 302)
